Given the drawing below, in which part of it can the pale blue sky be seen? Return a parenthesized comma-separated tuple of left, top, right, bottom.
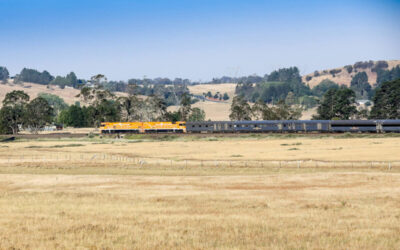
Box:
(0, 0, 399, 81)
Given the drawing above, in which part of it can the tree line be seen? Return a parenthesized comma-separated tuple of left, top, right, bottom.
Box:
(2, 62, 399, 105)
(229, 78, 400, 121)
(0, 84, 206, 134)
(1, 78, 399, 134)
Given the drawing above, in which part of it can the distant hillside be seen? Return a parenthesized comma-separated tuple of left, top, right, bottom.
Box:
(0, 80, 127, 107)
(0, 80, 81, 106)
(302, 60, 400, 88)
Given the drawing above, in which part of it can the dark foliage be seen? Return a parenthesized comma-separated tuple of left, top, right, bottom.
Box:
(350, 72, 372, 99)
(311, 79, 339, 97)
(353, 61, 374, 70)
(371, 60, 389, 72)
(376, 65, 400, 87)
(313, 87, 357, 120)
(370, 79, 400, 119)
(0, 66, 9, 81)
(235, 67, 311, 104)
(51, 72, 82, 88)
(15, 68, 54, 85)
(329, 69, 342, 77)
(344, 65, 353, 74)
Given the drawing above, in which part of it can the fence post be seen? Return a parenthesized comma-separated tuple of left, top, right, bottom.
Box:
(388, 162, 392, 171)
(297, 161, 300, 169)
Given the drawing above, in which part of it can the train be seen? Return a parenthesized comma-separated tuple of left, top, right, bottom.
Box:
(100, 121, 186, 134)
(100, 120, 400, 134)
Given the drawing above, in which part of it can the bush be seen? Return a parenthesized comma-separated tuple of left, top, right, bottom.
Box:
(344, 65, 353, 74)
(354, 61, 374, 70)
(329, 69, 342, 77)
(372, 61, 389, 72)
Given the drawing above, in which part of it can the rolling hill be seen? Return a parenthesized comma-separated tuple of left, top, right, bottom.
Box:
(0, 80, 81, 106)
(302, 60, 400, 88)
(1, 59, 399, 120)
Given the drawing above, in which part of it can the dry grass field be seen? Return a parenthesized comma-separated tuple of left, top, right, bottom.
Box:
(188, 83, 237, 98)
(168, 83, 237, 120)
(0, 135, 400, 249)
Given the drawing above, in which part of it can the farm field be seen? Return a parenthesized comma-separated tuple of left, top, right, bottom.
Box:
(0, 135, 400, 249)
(167, 83, 236, 120)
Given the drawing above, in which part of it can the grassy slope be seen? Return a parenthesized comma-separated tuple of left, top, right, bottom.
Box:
(303, 60, 400, 88)
(0, 136, 399, 249)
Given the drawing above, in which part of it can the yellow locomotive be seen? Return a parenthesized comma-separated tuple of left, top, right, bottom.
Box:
(100, 121, 186, 134)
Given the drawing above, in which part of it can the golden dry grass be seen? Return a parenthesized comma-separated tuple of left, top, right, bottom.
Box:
(0, 80, 127, 107)
(2, 136, 399, 163)
(0, 136, 400, 249)
(188, 83, 237, 98)
(18, 127, 98, 135)
(0, 172, 399, 249)
(167, 83, 237, 120)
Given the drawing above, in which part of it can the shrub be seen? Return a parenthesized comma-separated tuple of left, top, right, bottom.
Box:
(345, 65, 353, 74)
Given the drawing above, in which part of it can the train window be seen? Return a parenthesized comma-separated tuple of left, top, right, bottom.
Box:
(229, 125, 232, 128)
(254, 124, 258, 128)
(199, 125, 202, 128)
(205, 125, 208, 128)
(179, 123, 184, 126)
(192, 125, 195, 128)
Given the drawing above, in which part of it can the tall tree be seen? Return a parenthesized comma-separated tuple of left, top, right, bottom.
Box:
(376, 65, 400, 86)
(229, 95, 252, 120)
(311, 79, 339, 97)
(370, 79, 400, 119)
(0, 109, 12, 134)
(350, 72, 371, 99)
(38, 93, 68, 116)
(0, 90, 30, 134)
(313, 87, 357, 120)
(66, 72, 78, 88)
(252, 100, 279, 120)
(188, 108, 206, 121)
(25, 97, 53, 134)
(273, 100, 302, 120)
(118, 95, 141, 121)
(178, 93, 192, 121)
(15, 68, 54, 85)
(0, 66, 9, 82)
(58, 105, 85, 127)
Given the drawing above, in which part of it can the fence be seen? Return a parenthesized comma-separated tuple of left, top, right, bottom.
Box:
(0, 152, 398, 170)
